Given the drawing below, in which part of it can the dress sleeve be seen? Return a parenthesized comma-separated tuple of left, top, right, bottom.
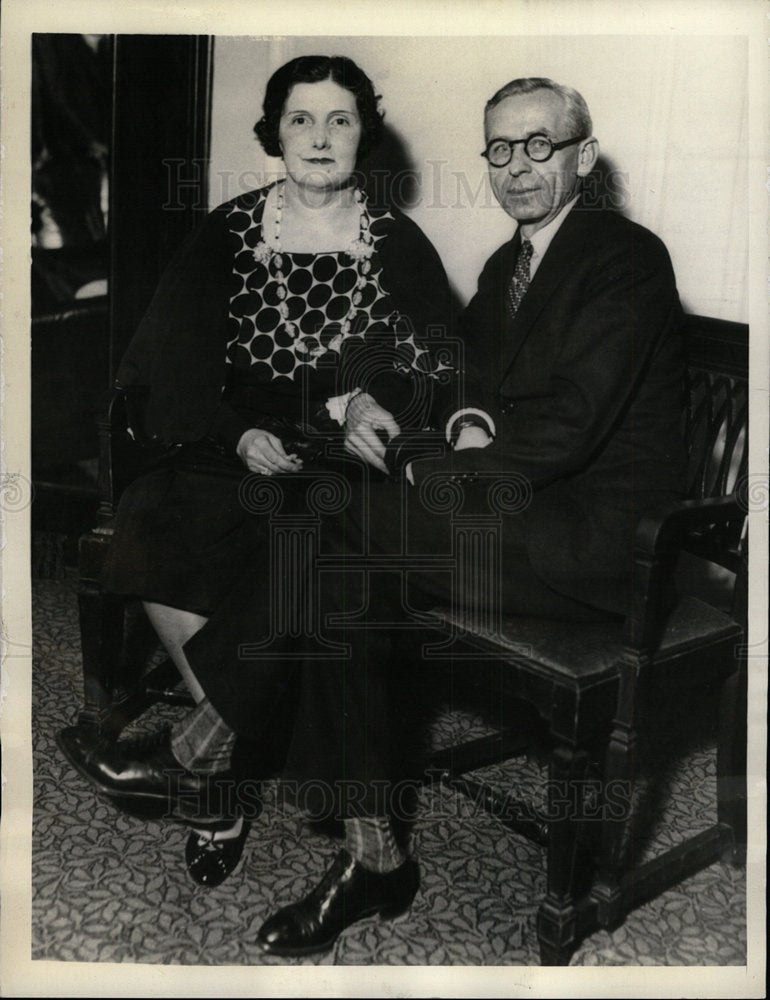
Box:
(359, 211, 459, 430)
(115, 202, 235, 446)
(207, 401, 254, 454)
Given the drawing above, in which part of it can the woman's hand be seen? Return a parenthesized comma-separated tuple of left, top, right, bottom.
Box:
(344, 392, 400, 474)
(237, 428, 302, 475)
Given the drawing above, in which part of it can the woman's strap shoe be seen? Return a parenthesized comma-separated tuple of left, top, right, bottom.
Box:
(185, 820, 251, 887)
(256, 850, 419, 956)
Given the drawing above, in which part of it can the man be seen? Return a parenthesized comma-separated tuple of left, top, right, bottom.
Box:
(59, 78, 686, 954)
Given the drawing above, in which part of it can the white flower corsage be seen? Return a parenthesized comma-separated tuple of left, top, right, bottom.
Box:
(347, 239, 374, 262)
(252, 241, 273, 266)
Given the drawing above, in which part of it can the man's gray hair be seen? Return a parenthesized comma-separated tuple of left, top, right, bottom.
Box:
(485, 77, 593, 138)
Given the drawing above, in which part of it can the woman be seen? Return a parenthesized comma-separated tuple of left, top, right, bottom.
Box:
(91, 55, 453, 886)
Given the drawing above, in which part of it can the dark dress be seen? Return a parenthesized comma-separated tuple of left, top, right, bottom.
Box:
(101, 184, 453, 614)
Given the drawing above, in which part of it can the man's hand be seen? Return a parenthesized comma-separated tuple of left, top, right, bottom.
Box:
(402, 426, 491, 486)
(237, 428, 302, 475)
(454, 426, 492, 451)
(344, 392, 400, 474)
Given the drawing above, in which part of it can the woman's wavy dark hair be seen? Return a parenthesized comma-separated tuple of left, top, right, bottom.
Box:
(254, 55, 384, 161)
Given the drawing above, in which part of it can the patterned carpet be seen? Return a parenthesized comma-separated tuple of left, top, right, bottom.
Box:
(31, 571, 747, 967)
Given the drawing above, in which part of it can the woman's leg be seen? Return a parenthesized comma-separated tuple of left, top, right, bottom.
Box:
(143, 601, 209, 703)
(143, 602, 250, 879)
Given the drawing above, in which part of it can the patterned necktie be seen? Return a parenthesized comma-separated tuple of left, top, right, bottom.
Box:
(506, 238, 533, 318)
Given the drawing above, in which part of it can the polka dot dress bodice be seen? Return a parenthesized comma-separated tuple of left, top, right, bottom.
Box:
(226, 185, 427, 384)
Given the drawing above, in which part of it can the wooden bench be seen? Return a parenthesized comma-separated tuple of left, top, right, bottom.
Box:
(421, 313, 748, 962)
(71, 313, 748, 964)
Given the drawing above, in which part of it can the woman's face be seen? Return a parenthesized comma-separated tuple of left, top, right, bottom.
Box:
(278, 79, 362, 192)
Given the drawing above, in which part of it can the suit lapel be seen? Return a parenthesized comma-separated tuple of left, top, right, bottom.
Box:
(499, 207, 589, 376)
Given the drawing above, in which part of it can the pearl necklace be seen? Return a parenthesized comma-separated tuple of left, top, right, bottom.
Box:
(252, 182, 374, 346)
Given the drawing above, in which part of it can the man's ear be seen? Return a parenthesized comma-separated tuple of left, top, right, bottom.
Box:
(577, 136, 599, 177)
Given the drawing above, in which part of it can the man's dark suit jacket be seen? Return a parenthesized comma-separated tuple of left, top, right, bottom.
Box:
(414, 205, 687, 615)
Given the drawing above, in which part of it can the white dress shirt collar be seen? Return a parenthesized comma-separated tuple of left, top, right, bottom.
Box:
(522, 195, 580, 278)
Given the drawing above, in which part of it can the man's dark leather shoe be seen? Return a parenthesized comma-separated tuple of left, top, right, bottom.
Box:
(56, 725, 238, 826)
(256, 849, 419, 956)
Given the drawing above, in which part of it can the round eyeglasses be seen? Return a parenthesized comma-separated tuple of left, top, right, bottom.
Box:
(482, 133, 585, 167)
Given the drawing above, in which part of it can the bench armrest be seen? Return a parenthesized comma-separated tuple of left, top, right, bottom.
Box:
(634, 495, 743, 554)
(625, 494, 745, 652)
(95, 387, 172, 524)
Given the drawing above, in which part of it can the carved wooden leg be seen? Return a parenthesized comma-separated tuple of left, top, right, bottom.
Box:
(718, 543, 749, 864)
(589, 659, 637, 930)
(537, 743, 587, 965)
(77, 577, 125, 729)
(717, 657, 747, 865)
